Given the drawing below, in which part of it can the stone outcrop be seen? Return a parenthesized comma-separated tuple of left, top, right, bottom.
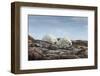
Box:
(28, 35, 88, 60)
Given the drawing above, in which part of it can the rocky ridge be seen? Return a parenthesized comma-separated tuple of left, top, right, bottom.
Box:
(28, 35, 88, 60)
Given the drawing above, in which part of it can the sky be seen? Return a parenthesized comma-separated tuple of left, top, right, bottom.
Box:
(28, 15, 88, 40)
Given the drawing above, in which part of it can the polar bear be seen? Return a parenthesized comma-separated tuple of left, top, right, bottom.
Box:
(56, 36, 72, 48)
(42, 34, 57, 44)
(42, 34, 72, 48)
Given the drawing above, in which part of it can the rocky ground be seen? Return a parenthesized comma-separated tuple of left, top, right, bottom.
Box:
(28, 35, 88, 60)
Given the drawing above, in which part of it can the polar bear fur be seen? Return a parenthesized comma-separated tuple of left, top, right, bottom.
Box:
(42, 35, 72, 48)
(42, 34, 57, 44)
(57, 37, 72, 48)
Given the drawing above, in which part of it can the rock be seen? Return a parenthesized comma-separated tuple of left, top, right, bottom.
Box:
(35, 40, 51, 48)
(28, 35, 35, 42)
(28, 34, 88, 60)
(76, 49, 88, 58)
(28, 40, 34, 47)
(44, 54, 60, 60)
(41, 48, 49, 54)
(28, 47, 44, 60)
(47, 50, 60, 54)
(60, 54, 79, 59)
(28, 35, 35, 47)
(48, 44, 58, 50)
(34, 43, 42, 47)
(72, 40, 88, 46)
(59, 50, 71, 55)
(72, 48, 82, 55)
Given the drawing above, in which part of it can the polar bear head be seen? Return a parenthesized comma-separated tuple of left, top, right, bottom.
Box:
(57, 36, 72, 48)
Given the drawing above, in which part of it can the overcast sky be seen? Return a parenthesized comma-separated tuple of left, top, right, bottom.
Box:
(28, 15, 88, 40)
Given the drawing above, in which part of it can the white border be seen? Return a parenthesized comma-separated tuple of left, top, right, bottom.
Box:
(20, 7, 95, 70)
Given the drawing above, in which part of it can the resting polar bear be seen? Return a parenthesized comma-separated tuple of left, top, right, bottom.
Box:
(42, 34, 72, 48)
(57, 37, 72, 48)
(42, 34, 57, 44)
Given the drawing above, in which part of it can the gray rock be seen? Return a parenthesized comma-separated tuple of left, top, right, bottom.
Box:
(44, 54, 60, 60)
(48, 44, 58, 50)
(77, 50, 88, 58)
(41, 48, 49, 54)
(28, 47, 44, 60)
(47, 50, 60, 54)
(35, 40, 51, 48)
(60, 54, 79, 59)
(28, 35, 88, 60)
